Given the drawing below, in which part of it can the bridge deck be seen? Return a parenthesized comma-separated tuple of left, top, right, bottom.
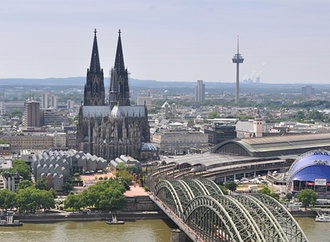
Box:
(149, 193, 203, 242)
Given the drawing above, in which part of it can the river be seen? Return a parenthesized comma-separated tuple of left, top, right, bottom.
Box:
(0, 218, 327, 242)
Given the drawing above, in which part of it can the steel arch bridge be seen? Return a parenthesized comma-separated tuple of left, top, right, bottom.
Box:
(154, 179, 308, 242)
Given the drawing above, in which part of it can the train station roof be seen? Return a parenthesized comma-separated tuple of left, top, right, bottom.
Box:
(213, 133, 330, 157)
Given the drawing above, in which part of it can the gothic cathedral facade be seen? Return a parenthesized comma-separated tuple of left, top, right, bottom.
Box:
(76, 30, 150, 161)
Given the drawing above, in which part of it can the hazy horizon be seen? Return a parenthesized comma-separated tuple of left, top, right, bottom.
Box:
(1, 1, 330, 84)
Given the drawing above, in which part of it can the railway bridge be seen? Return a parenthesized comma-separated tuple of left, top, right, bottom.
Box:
(150, 179, 308, 242)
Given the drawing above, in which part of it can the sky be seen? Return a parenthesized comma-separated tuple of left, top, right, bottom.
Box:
(1, 0, 330, 84)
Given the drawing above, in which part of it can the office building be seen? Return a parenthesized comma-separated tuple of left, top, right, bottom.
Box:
(50, 95, 58, 109)
(41, 93, 49, 109)
(23, 99, 40, 127)
(195, 80, 205, 102)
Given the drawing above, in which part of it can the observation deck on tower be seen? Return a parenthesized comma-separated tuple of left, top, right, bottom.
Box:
(232, 36, 244, 104)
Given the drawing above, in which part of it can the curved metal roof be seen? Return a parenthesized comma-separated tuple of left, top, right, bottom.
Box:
(214, 133, 330, 157)
(289, 150, 330, 182)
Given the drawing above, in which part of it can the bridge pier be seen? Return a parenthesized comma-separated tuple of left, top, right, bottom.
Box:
(170, 229, 188, 242)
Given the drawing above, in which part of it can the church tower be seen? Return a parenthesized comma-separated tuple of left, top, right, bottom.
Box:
(253, 109, 263, 138)
(109, 30, 130, 109)
(84, 29, 105, 106)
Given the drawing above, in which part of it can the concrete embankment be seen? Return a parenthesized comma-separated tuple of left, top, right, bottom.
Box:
(291, 210, 317, 217)
(16, 211, 168, 223)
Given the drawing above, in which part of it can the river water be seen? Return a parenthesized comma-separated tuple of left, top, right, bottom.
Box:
(0, 218, 327, 242)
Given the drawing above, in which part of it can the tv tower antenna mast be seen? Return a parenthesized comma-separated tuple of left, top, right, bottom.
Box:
(232, 36, 244, 104)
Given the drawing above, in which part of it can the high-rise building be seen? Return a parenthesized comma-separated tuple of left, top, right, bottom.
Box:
(76, 29, 150, 161)
(67, 100, 75, 110)
(50, 95, 58, 109)
(302, 85, 315, 96)
(0, 102, 5, 116)
(23, 99, 40, 127)
(195, 80, 205, 102)
(41, 93, 49, 109)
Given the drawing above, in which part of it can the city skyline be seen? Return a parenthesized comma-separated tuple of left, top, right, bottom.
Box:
(1, 1, 330, 84)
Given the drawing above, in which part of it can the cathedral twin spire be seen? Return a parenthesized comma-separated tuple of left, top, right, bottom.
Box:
(109, 29, 131, 109)
(84, 29, 105, 106)
(84, 29, 130, 108)
(90, 29, 101, 73)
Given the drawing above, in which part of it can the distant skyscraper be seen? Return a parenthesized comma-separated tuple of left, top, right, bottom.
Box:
(195, 80, 205, 102)
(50, 95, 58, 109)
(232, 36, 244, 104)
(41, 93, 49, 109)
(0, 102, 5, 116)
(302, 85, 315, 96)
(23, 99, 40, 127)
(67, 100, 75, 110)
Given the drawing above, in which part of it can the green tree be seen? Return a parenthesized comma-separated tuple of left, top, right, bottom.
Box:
(9, 159, 32, 181)
(16, 187, 55, 213)
(258, 186, 279, 200)
(17, 180, 33, 190)
(32, 189, 55, 211)
(62, 182, 73, 194)
(64, 179, 127, 212)
(16, 187, 37, 213)
(224, 181, 238, 192)
(208, 112, 220, 119)
(308, 110, 324, 121)
(218, 185, 229, 195)
(35, 177, 48, 190)
(98, 188, 125, 211)
(116, 162, 127, 170)
(297, 189, 318, 208)
(64, 193, 83, 212)
(0, 189, 16, 210)
(126, 165, 138, 174)
(295, 110, 305, 120)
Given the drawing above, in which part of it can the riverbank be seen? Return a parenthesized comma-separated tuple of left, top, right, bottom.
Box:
(15, 209, 317, 223)
(291, 210, 317, 217)
(16, 211, 169, 223)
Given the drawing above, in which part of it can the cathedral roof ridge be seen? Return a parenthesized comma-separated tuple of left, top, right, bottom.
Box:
(111, 105, 146, 118)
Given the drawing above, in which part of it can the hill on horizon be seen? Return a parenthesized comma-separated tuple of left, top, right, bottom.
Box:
(0, 77, 326, 86)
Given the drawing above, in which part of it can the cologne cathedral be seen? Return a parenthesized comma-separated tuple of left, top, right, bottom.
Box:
(76, 30, 150, 161)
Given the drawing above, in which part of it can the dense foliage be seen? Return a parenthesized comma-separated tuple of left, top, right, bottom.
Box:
(224, 181, 238, 192)
(64, 178, 127, 212)
(218, 185, 229, 195)
(8, 159, 32, 181)
(258, 186, 279, 200)
(34, 177, 49, 190)
(0, 186, 55, 213)
(297, 189, 318, 208)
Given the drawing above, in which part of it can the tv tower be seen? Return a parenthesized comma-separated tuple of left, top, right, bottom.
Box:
(232, 36, 244, 104)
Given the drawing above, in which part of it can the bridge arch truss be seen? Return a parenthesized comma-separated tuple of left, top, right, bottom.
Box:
(154, 179, 308, 242)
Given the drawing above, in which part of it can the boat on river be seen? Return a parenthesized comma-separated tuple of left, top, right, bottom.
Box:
(106, 215, 125, 225)
(315, 214, 330, 222)
(0, 211, 23, 227)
